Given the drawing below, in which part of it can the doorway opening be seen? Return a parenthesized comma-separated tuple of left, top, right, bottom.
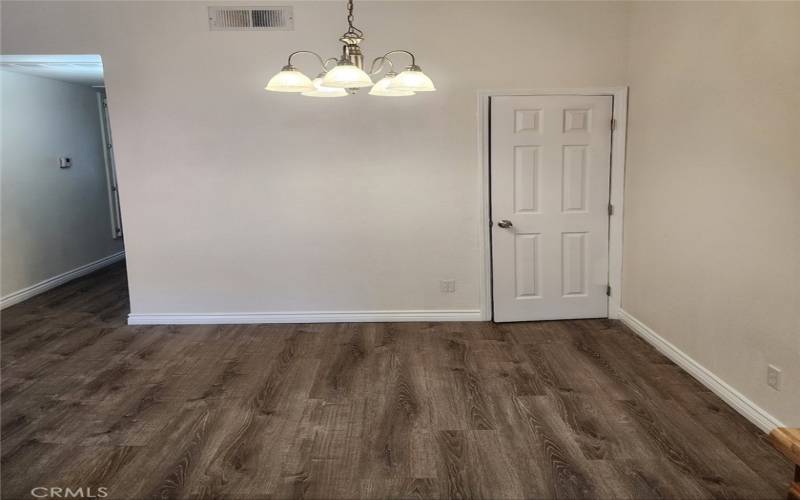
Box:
(0, 54, 125, 309)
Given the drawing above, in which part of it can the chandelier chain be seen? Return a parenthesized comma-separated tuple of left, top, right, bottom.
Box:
(344, 0, 363, 38)
(347, 0, 354, 29)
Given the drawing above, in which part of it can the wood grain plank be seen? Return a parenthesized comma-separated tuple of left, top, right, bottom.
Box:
(0, 262, 791, 499)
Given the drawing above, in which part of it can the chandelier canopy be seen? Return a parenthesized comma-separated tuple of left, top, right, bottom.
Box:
(265, 0, 436, 97)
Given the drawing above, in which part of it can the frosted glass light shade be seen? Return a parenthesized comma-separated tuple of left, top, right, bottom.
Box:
(265, 67, 314, 92)
(386, 66, 436, 92)
(321, 64, 373, 88)
(302, 77, 349, 98)
(368, 74, 415, 96)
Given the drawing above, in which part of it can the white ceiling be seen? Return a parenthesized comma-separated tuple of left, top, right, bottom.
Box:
(0, 55, 104, 87)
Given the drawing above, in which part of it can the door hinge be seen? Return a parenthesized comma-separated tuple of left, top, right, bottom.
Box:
(610, 118, 616, 131)
(606, 285, 611, 297)
(608, 203, 614, 216)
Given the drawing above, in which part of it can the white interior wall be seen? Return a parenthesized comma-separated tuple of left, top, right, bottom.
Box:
(623, 1, 800, 426)
(1, 70, 124, 301)
(3, 0, 796, 427)
(0, 1, 630, 315)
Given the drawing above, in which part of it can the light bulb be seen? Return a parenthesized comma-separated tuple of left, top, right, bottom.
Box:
(302, 76, 349, 98)
(386, 65, 436, 92)
(265, 66, 315, 92)
(321, 64, 373, 88)
(369, 73, 415, 97)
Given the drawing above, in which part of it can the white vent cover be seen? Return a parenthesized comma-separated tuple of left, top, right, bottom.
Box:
(208, 6, 293, 31)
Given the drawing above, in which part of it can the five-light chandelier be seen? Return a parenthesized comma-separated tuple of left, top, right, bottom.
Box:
(265, 0, 436, 97)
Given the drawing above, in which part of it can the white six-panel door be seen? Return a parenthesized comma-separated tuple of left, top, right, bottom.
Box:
(491, 95, 612, 322)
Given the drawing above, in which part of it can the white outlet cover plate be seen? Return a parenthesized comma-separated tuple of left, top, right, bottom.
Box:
(767, 364, 781, 390)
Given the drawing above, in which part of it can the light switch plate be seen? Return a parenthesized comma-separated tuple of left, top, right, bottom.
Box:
(59, 157, 72, 169)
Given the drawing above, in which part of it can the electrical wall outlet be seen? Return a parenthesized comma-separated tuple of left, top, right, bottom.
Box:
(440, 280, 456, 293)
(767, 365, 781, 391)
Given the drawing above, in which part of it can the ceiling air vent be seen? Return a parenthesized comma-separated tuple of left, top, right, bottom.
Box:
(208, 6, 294, 31)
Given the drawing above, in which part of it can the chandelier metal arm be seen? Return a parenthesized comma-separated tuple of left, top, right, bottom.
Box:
(367, 50, 417, 75)
(383, 50, 417, 66)
(285, 50, 332, 72)
(366, 56, 394, 76)
(323, 57, 339, 70)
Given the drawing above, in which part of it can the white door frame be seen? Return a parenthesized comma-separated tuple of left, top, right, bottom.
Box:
(478, 87, 628, 321)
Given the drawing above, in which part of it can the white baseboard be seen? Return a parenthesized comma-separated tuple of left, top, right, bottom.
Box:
(0, 250, 125, 309)
(618, 308, 784, 433)
(128, 309, 483, 325)
(1, 251, 126, 310)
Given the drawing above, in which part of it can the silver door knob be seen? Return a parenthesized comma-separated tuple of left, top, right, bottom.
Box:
(497, 219, 513, 229)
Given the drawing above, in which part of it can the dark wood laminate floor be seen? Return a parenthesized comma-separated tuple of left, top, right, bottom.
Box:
(1, 263, 791, 500)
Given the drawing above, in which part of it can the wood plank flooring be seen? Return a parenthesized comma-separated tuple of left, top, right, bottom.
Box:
(1, 263, 791, 499)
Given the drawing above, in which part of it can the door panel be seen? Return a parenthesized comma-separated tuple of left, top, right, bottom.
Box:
(491, 95, 612, 322)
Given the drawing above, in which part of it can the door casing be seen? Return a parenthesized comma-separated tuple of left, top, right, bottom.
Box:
(477, 87, 628, 321)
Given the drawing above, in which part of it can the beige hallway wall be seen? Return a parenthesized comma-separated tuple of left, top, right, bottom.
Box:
(623, 2, 800, 426)
(1, 70, 124, 302)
